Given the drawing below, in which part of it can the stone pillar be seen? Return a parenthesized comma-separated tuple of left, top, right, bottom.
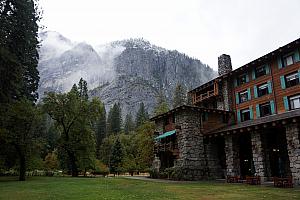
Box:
(175, 109, 206, 180)
(285, 124, 300, 185)
(225, 135, 240, 176)
(152, 156, 161, 173)
(205, 139, 224, 178)
(251, 131, 265, 178)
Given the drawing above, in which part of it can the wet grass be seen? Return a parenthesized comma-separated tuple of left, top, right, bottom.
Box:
(0, 176, 299, 200)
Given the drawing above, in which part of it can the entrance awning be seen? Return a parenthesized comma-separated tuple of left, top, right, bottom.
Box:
(155, 130, 176, 140)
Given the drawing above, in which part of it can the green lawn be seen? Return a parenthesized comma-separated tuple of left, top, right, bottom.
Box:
(0, 177, 299, 200)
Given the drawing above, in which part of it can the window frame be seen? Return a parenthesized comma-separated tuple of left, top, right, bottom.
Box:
(255, 65, 266, 78)
(289, 94, 300, 110)
(237, 73, 247, 86)
(259, 102, 272, 117)
(283, 53, 295, 67)
(241, 108, 251, 122)
(257, 83, 269, 97)
(239, 90, 249, 103)
(285, 71, 299, 88)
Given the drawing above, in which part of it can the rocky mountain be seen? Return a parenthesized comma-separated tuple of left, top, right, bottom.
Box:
(38, 31, 216, 117)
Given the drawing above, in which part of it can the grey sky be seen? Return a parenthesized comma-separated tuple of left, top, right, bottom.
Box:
(39, 0, 300, 71)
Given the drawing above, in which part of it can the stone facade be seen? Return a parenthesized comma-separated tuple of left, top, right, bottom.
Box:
(175, 109, 206, 180)
(225, 135, 240, 176)
(285, 124, 300, 185)
(251, 131, 265, 178)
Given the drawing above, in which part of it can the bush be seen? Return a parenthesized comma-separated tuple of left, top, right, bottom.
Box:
(94, 160, 109, 176)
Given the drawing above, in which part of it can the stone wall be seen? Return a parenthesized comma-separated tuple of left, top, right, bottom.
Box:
(285, 123, 300, 185)
(175, 109, 207, 180)
(225, 135, 240, 176)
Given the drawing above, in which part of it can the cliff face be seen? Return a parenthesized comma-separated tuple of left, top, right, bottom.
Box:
(38, 32, 216, 117)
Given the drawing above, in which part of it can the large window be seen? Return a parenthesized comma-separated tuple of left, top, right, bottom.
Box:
(255, 66, 266, 78)
(257, 83, 269, 97)
(239, 90, 249, 103)
(283, 53, 295, 67)
(289, 94, 300, 110)
(237, 74, 248, 85)
(259, 102, 271, 117)
(241, 109, 251, 122)
(285, 72, 299, 88)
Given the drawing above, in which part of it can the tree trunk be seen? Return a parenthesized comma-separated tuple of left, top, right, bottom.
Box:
(68, 151, 78, 177)
(19, 155, 26, 181)
(15, 145, 26, 181)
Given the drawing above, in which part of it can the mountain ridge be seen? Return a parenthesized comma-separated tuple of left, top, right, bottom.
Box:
(38, 31, 217, 117)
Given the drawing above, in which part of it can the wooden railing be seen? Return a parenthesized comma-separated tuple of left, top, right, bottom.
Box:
(192, 80, 219, 104)
(194, 90, 215, 103)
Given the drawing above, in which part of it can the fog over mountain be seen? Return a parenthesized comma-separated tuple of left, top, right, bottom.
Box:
(38, 31, 216, 117)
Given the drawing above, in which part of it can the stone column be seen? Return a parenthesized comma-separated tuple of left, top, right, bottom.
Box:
(175, 109, 206, 180)
(205, 138, 224, 178)
(285, 123, 300, 185)
(251, 131, 265, 179)
(225, 135, 240, 176)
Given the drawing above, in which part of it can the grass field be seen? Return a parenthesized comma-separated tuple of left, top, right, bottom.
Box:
(0, 176, 299, 200)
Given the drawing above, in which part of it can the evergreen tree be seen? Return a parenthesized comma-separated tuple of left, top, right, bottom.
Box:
(78, 78, 88, 100)
(107, 103, 122, 134)
(154, 90, 169, 115)
(172, 83, 187, 108)
(124, 113, 135, 134)
(109, 138, 123, 175)
(0, 0, 41, 102)
(95, 102, 106, 159)
(135, 102, 149, 128)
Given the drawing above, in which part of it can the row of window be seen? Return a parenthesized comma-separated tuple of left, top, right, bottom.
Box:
(236, 81, 272, 104)
(236, 69, 300, 105)
(237, 94, 300, 122)
(234, 49, 299, 87)
(235, 65, 269, 87)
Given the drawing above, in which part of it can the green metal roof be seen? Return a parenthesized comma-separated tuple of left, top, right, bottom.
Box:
(155, 130, 176, 140)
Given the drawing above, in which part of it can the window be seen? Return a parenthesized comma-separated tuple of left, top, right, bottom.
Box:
(257, 83, 269, 97)
(239, 90, 249, 103)
(255, 66, 266, 78)
(285, 72, 299, 88)
(259, 102, 271, 117)
(283, 53, 295, 67)
(241, 109, 251, 122)
(202, 112, 208, 121)
(289, 94, 300, 110)
(237, 74, 247, 85)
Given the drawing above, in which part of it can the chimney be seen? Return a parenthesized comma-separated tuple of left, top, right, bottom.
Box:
(218, 54, 232, 76)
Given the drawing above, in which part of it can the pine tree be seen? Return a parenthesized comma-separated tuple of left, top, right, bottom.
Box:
(124, 113, 135, 134)
(135, 102, 149, 128)
(95, 102, 106, 159)
(107, 103, 122, 134)
(0, 0, 41, 102)
(154, 90, 169, 115)
(172, 83, 187, 108)
(109, 138, 123, 175)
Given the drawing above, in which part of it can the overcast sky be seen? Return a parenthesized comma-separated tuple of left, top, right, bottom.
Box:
(39, 0, 300, 71)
